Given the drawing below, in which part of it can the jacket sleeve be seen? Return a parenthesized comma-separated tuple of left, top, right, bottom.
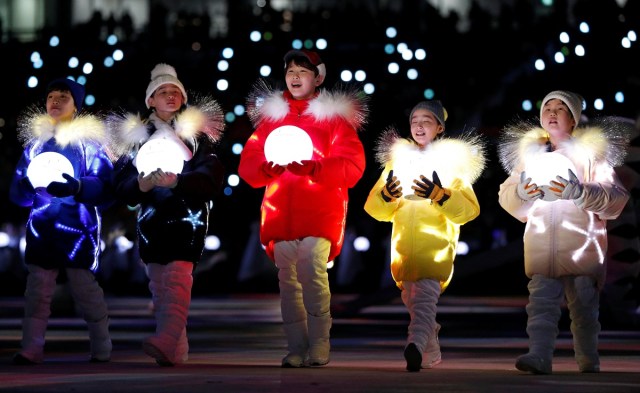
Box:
(498, 170, 534, 223)
(171, 137, 224, 202)
(437, 178, 480, 225)
(75, 143, 115, 208)
(238, 126, 271, 188)
(364, 166, 400, 222)
(9, 150, 35, 207)
(575, 162, 629, 220)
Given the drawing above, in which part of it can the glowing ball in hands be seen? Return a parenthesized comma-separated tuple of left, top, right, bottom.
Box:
(525, 152, 578, 202)
(392, 150, 434, 201)
(264, 125, 313, 166)
(135, 139, 192, 175)
(26, 152, 74, 188)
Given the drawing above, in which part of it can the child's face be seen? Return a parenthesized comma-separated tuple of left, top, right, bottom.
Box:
(285, 61, 322, 100)
(46, 90, 76, 123)
(541, 98, 576, 136)
(147, 84, 185, 118)
(410, 108, 444, 147)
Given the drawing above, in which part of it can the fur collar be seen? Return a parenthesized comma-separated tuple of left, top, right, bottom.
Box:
(18, 106, 106, 148)
(246, 79, 369, 131)
(374, 127, 487, 185)
(498, 118, 629, 174)
(108, 95, 224, 157)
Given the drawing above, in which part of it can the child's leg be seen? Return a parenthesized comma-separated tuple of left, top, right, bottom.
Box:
(400, 279, 440, 372)
(66, 268, 112, 362)
(565, 275, 601, 373)
(298, 237, 332, 367)
(275, 240, 308, 367)
(143, 261, 193, 366)
(14, 265, 58, 364)
(516, 274, 564, 375)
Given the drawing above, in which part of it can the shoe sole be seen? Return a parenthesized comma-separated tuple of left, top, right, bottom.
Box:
(404, 344, 422, 372)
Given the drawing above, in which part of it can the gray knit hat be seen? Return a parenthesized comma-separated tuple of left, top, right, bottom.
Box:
(409, 100, 448, 129)
(540, 90, 583, 128)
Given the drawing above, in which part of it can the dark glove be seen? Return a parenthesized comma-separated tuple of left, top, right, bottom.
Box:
(46, 173, 81, 197)
(287, 160, 317, 176)
(381, 170, 402, 202)
(411, 171, 450, 205)
(261, 161, 286, 178)
(21, 177, 35, 193)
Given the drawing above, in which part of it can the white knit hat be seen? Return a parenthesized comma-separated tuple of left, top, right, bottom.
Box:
(540, 90, 583, 129)
(145, 63, 188, 109)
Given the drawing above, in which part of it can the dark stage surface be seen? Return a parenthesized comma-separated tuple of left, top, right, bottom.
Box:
(0, 294, 639, 393)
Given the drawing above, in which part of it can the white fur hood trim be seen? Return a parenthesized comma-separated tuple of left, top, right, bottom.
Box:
(498, 119, 629, 174)
(246, 79, 369, 131)
(18, 108, 106, 148)
(108, 95, 224, 158)
(374, 128, 487, 184)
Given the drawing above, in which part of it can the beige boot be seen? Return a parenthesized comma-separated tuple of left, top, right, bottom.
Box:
(305, 313, 331, 366)
(143, 262, 193, 366)
(87, 316, 112, 362)
(422, 323, 442, 368)
(281, 320, 308, 368)
(14, 317, 48, 364)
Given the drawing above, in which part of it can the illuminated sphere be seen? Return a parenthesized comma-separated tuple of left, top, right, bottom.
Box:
(26, 152, 74, 188)
(136, 139, 192, 175)
(525, 152, 578, 202)
(392, 149, 434, 201)
(264, 125, 313, 165)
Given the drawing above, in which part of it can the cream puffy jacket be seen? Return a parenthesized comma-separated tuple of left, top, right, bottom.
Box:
(498, 124, 629, 286)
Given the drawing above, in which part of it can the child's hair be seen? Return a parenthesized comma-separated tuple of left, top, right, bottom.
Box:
(283, 49, 326, 81)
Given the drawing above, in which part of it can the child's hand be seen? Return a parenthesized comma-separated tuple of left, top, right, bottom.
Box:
(138, 171, 155, 192)
(381, 170, 402, 202)
(152, 169, 179, 188)
(287, 160, 317, 176)
(261, 161, 286, 178)
(412, 171, 450, 205)
(46, 173, 81, 197)
(549, 169, 583, 200)
(517, 171, 542, 201)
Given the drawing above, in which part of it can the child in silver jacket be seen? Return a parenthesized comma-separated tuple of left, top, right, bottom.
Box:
(498, 90, 629, 374)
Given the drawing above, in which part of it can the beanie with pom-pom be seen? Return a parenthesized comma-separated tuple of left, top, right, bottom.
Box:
(145, 63, 187, 109)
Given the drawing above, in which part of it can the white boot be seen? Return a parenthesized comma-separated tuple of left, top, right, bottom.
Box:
(281, 320, 308, 368)
(422, 323, 442, 368)
(143, 262, 193, 366)
(14, 266, 57, 365)
(516, 275, 562, 375)
(14, 317, 48, 364)
(305, 313, 331, 366)
(66, 268, 112, 363)
(87, 317, 112, 362)
(568, 276, 600, 373)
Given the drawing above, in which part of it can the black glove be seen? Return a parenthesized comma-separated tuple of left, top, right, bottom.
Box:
(381, 170, 402, 202)
(46, 173, 81, 197)
(411, 171, 450, 205)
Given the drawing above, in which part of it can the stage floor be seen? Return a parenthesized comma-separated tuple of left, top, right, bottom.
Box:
(1, 294, 639, 393)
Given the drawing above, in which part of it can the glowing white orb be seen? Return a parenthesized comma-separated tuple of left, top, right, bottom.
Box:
(392, 150, 434, 201)
(264, 125, 313, 165)
(136, 139, 192, 175)
(525, 152, 578, 202)
(26, 152, 74, 188)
